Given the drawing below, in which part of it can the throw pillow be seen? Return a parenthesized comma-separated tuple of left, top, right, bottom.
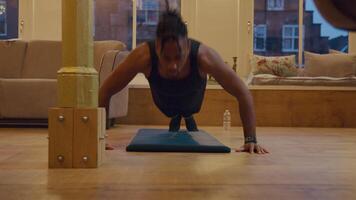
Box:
(250, 55, 298, 77)
(304, 51, 356, 77)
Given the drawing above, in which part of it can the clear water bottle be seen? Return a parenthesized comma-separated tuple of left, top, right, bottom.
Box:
(223, 109, 231, 131)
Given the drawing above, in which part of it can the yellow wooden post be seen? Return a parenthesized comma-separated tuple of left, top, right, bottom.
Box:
(49, 0, 105, 168)
(58, 0, 97, 107)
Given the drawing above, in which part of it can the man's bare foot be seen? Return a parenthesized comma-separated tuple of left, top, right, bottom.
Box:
(105, 143, 115, 150)
(169, 115, 181, 132)
(184, 115, 199, 131)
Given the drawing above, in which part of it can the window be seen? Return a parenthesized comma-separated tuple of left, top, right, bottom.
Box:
(94, 0, 133, 49)
(282, 25, 298, 52)
(254, 0, 349, 66)
(304, 0, 348, 54)
(254, 24, 267, 52)
(0, 0, 7, 36)
(94, 0, 180, 50)
(137, 0, 159, 25)
(254, 0, 299, 58)
(267, 0, 284, 11)
(0, 0, 18, 39)
(136, 0, 180, 46)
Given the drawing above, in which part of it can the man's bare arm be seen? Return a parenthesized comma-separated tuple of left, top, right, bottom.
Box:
(198, 44, 256, 139)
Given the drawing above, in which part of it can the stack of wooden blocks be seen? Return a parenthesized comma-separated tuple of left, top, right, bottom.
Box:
(48, 108, 105, 168)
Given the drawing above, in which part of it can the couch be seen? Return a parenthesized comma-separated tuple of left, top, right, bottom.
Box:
(0, 40, 129, 125)
(248, 51, 356, 86)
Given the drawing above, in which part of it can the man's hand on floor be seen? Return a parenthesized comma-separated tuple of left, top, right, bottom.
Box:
(236, 143, 269, 154)
(105, 143, 115, 150)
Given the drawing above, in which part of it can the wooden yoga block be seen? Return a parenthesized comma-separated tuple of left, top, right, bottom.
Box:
(48, 108, 73, 168)
(49, 108, 106, 168)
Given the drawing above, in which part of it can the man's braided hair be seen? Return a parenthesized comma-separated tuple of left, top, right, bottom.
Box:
(156, 0, 188, 52)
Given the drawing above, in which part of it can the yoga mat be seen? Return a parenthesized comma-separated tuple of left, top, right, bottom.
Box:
(126, 129, 231, 153)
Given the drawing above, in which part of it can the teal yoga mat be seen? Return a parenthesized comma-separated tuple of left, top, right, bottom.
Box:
(126, 129, 231, 153)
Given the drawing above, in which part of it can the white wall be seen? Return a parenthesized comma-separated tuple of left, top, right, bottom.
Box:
(18, 0, 34, 40)
(19, 0, 61, 41)
(181, 0, 239, 66)
(181, 0, 197, 38)
(181, 0, 253, 79)
(236, 0, 253, 79)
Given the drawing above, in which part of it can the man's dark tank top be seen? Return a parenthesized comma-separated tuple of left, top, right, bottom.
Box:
(146, 39, 207, 117)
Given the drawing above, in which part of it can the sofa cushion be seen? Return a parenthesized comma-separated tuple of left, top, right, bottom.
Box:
(250, 74, 356, 86)
(94, 40, 126, 72)
(22, 40, 62, 79)
(0, 40, 27, 78)
(99, 50, 118, 87)
(0, 79, 57, 118)
(250, 54, 298, 77)
(329, 49, 347, 54)
(104, 50, 129, 118)
(98, 50, 129, 118)
(304, 51, 356, 77)
(110, 51, 129, 117)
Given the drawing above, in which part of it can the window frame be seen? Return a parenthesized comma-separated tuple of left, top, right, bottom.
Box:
(0, 0, 7, 36)
(282, 25, 299, 53)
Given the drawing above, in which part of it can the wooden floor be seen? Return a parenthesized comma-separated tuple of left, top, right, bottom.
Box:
(0, 125, 356, 199)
